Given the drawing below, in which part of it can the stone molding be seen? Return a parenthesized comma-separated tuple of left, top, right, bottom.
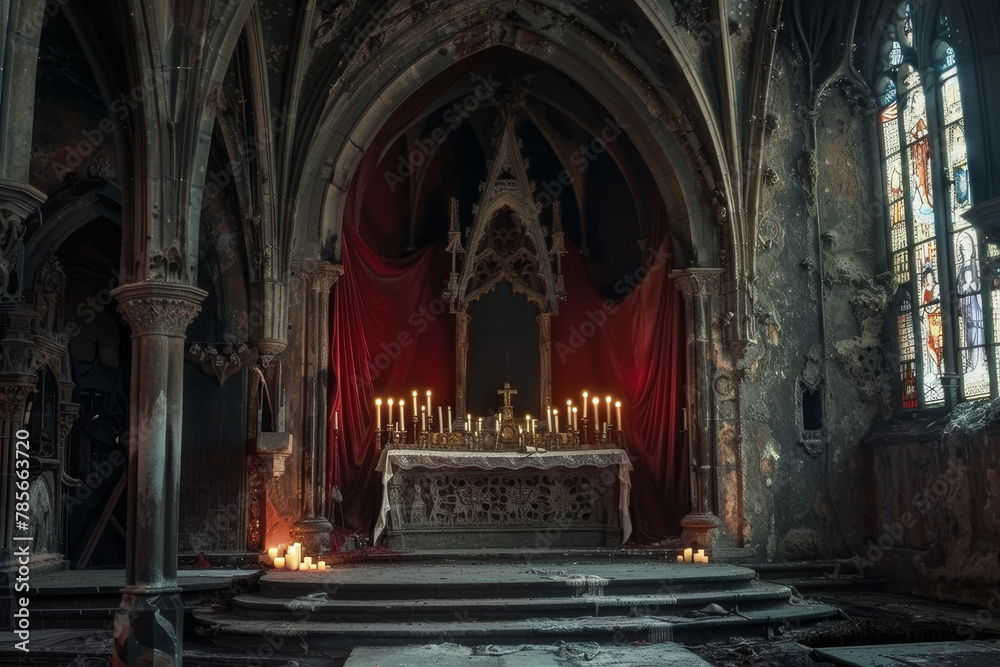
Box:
(110, 282, 208, 338)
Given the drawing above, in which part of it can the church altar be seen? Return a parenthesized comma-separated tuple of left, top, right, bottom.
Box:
(373, 448, 632, 551)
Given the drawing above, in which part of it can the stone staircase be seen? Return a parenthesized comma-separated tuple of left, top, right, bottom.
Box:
(193, 560, 840, 652)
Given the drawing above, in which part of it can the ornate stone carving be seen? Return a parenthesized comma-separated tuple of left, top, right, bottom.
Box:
(670, 268, 723, 298)
(294, 261, 343, 293)
(0, 382, 33, 420)
(110, 282, 208, 337)
(186, 341, 259, 385)
(246, 454, 265, 552)
(387, 469, 618, 530)
(253, 338, 287, 369)
(32, 249, 65, 335)
(147, 244, 186, 282)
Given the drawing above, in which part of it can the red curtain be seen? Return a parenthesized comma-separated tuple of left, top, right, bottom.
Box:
(327, 220, 688, 543)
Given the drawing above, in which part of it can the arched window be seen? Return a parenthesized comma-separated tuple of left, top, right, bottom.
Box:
(878, 3, 984, 409)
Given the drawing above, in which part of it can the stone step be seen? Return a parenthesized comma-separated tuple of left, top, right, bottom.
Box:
(231, 580, 799, 623)
(256, 562, 757, 601)
(194, 598, 839, 651)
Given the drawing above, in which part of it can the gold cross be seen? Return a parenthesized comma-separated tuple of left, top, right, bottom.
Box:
(497, 382, 518, 407)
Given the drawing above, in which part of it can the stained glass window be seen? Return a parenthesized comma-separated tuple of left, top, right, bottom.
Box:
(878, 2, 989, 408)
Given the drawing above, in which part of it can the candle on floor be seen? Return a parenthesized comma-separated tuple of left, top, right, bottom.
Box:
(675, 555, 683, 563)
(310, 563, 318, 570)
(375, 399, 381, 429)
(683, 548, 693, 563)
(268, 547, 278, 564)
(303, 557, 312, 566)
(299, 563, 309, 571)
(583, 392, 588, 418)
(616, 401, 622, 430)
(318, 561, 326, 571)
(273, 556, 285, 569)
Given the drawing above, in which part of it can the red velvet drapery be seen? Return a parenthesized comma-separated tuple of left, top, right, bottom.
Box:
(327, 220, 688, 543)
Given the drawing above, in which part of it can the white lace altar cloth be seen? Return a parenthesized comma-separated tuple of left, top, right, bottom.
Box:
(373, 448, 632, 545)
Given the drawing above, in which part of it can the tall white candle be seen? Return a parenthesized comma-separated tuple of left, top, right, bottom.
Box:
(375, 399, 381, 429)
(606, 396, 612, 426)
(554, 409, 559, 433)
(400, 399, 405, 426)
(583, 392, 588, 418)
(448, 407, 453, 432)
(616, 401, 622, 430)
(572, 407, 578, 431)
(438, 406, 444, 433)
(421, 406, 426, 431)
(477, 417, 482, 432)
(426, 390, 432, 418)
(547, 406, 553, 432)
(412, 391, 417, 418)
(467, 413, 471, 430)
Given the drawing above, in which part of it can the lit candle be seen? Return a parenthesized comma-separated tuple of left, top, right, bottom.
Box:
(274, 556, 285, 569)
(554, 409, 559, 433)
(583, 392, 588, 418)
(592, 396, 599, 419)
(310, 563, 318, 570)
(438, 406, 444, 433)
(399, 399, 405, 427)
(477, 417, 482, 432)
(448, 407, 453, 432)
(318, 561, 326, 571)
(268, 547, 278, 564)
(572, 407, 578, 431)
(412, 391, 418, 418)
(616, 401, 622, 430)
(675, 554, 683, 563)
(421, 406, 426, 431)
(467, 413, 471, 430)
(547, 406, 553, 432)
(566, 399, 572, 417)
(606, 396, 612, 426)
(696, 549, 706, 564)
(526, 415, 531, 435)
(303, 556, 312, 566)
(375, 399, 382, 429)
(426, 390, 432, 418)
(683, 548, 693, 563)
(299, 563, 309, 571)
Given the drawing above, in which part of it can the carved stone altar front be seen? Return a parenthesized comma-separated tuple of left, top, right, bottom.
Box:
(374, 449, 632, 551)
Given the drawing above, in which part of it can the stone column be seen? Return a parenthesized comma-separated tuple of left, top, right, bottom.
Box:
(537, 312, 552, 415)
(290, 262, 342, 556)
(455, 312, 470, 418)
(669, 268, 724, 548)
(109, 281, 206, 667)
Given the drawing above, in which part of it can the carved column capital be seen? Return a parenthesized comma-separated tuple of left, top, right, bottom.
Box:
(293, 261, 343, 293)
(669, 268, 724, 299)
(110, 282, 208, 338)
(0, 377, 36, 420)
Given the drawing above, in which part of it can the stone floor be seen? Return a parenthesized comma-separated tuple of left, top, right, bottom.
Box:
(4, 559, 1000, 665)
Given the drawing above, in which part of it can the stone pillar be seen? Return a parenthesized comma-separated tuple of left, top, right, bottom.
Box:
(669, 268, 724, 548)
(537, 312, 552, 416)
(0, 375, 37, 570)
(109, 281, 206, 667)
(455, 312, 470, 418)
(290, 262, 342, 557)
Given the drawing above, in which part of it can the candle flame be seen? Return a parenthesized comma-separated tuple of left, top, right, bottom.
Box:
(376, 398, 382, 405)
(615, 401, 621, 407)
